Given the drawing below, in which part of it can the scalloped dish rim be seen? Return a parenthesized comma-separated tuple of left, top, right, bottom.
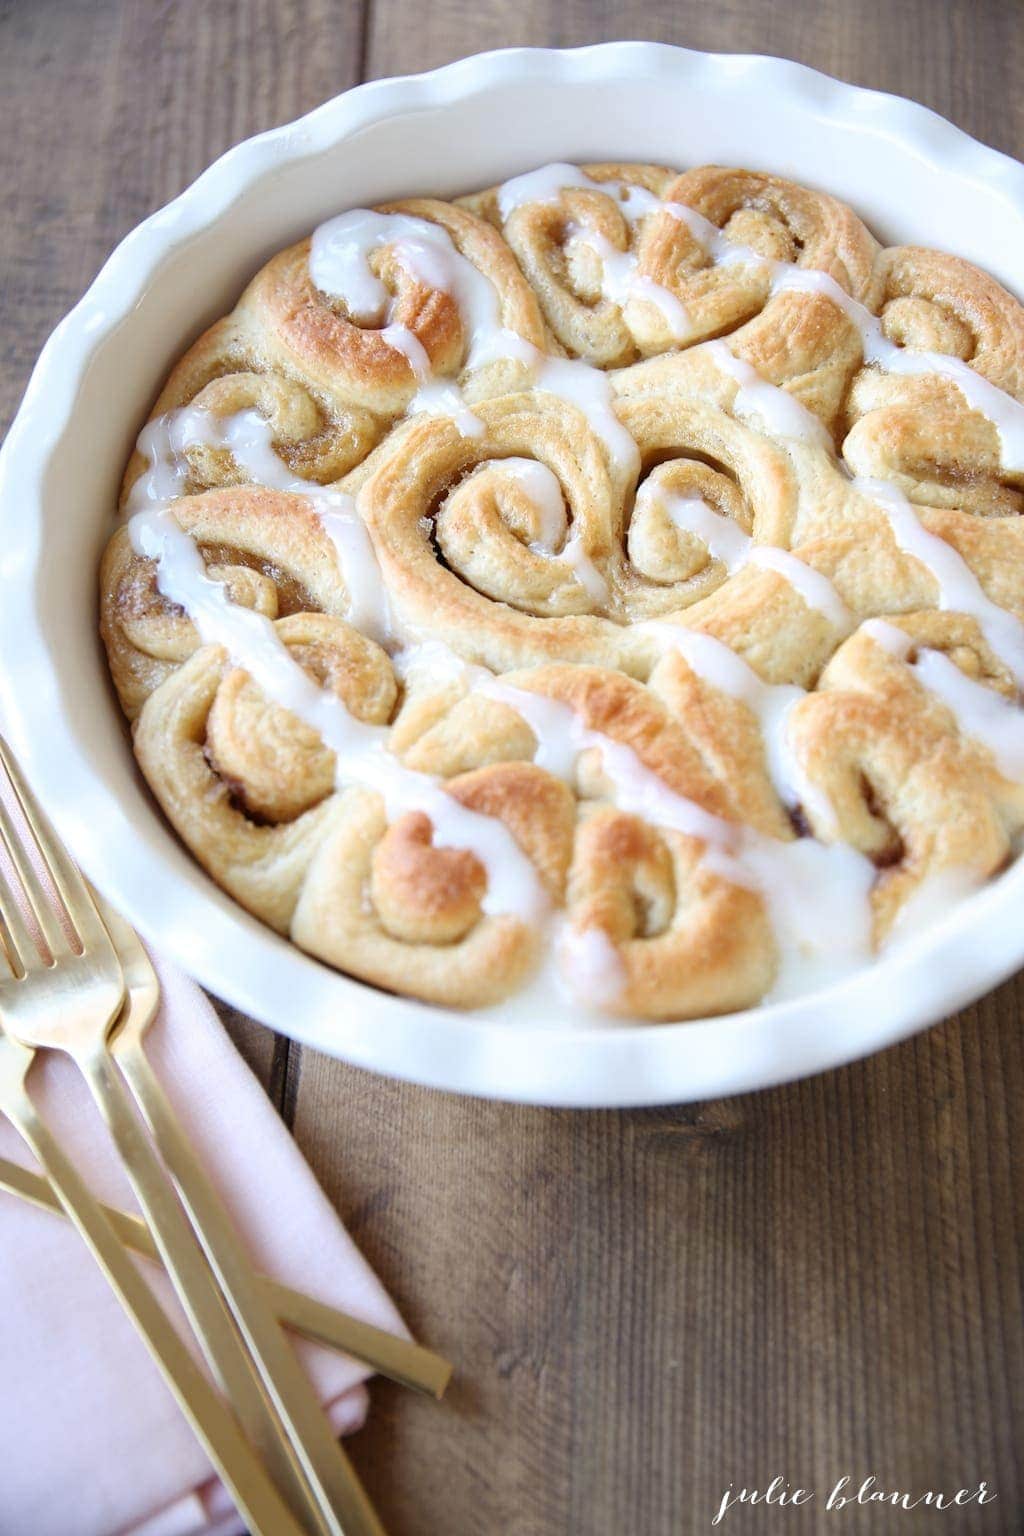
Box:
(2, 42, 1024, 1106)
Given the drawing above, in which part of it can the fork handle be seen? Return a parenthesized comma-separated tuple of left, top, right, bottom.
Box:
(0, 1151, 451, 1396)
(115, 1030, 389, 1536)
(5, 1085, 310, 1536)
(76, 1044, 331, 1536)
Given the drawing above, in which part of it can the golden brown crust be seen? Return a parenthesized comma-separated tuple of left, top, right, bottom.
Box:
(291, 761, 575, 1007)
(101, 486, 354, 716)
(242, 198, 548, 412)
(787, 624, 1015, 940)
(462, 163, 678, 365)
(99, 160, 1024, 1021)
(842, 247, 1024, 513)
(119, 317, 384, 508)
(566, 809, 776, 1019)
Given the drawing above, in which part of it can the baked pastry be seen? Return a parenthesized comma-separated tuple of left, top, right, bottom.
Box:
(100, 163, 1024, 1021)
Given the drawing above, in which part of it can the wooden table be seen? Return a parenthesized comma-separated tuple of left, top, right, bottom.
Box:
(2, 2, 1022, 1531)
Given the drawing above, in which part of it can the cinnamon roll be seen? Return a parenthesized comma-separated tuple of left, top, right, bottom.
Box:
(98, 159, 1024, 1023)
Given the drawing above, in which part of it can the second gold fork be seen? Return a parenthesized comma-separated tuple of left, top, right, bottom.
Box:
(0, 737, 387, 1536)
(97, 889, 396, 1536)
(0, 741, 338, 1533)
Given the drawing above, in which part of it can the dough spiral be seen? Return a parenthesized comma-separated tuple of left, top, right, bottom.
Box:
(100, 160, 1024, 1022)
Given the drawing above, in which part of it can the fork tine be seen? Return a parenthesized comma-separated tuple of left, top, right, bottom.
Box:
(0, 764, 73, 960)
(0, 845, 43, 976)
(0, 737, 113, 958)
(91, 885, 156, 983)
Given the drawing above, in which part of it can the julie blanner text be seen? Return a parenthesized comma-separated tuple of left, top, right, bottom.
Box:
(712, 1475, 997, 1524)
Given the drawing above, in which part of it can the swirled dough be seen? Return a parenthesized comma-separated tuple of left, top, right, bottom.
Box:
(100, 162, 1024, 1021)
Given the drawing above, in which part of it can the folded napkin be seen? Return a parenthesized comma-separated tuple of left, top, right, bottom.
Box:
(0, 952, 407, 1536)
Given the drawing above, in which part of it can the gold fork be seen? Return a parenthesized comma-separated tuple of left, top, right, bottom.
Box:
(0, 1149, 451, 1396)
(0, 739, 341, 1534)
(94, 887, 399, 1534)
(0, 957, 307, 1536)
(0, 737, 388, 1535)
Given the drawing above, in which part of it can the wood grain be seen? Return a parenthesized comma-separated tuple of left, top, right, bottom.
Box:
(1, 1, 1022, 1532)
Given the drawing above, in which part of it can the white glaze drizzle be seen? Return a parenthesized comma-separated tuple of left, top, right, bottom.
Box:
(499, 166, 692, 340)
(740, 836, 876, 1000)
(122, 165, 1024, 1012)
(631, 275, 692, 341)
(127, 420, 180, 510)
(697, 333, 1024, 689)
(497, 163, 626, 219)
(699, 342, 1024, 687)
(633, 481, 853, 632)
(745, 547, 855, 635)
(560, 535, 611, 604)
(557, 923, 628, 1008)
(705, 338, 1024, 691)
(637, 484, 752, 571)
(495, 456, 566, 541)
(127, 476, 877, 1004)
(129, 504, 548, 923)
(702, 339, 835, 449)
(496, 457, 610, 603)
(566, 225, 692, 341)
(632, 207, 1024, 688)
(316, 503, 393, 647)
(130, 488, 867, 1006)
(851, 477, 1024, 685)
(494, 173, 1024, 704)
(128, 404, 395, 645)
(377, 319, 485, 437)
(767, 265, 1024, 468)
(702, 227, 1024, 468)
(863, 619, 1024, 779)
(496, 163, 1024, 470)
(371, 631, 865, 993)
(641, 626, 808, 806)
(479, 675, 876, 998)
(528, 354, 640, 477)
(469, 914, 624, 1022)
(390, 638, 491, 692)
(310, 207, 639, 474)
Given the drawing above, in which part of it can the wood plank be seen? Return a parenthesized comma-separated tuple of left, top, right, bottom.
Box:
(293, 991, 1023, 1534)
(0, 0, 368, 436)
(1, 3, 1021, 1532)
(0, 0, 368, 1094)
(292, 3, 1024, 1533)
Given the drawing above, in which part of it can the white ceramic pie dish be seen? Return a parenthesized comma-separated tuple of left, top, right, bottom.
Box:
(2, 42, 1024, 1107)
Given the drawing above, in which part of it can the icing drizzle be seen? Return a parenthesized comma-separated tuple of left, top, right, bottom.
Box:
(130, 505, 549, 925)
(119, 161, 1024, 1014)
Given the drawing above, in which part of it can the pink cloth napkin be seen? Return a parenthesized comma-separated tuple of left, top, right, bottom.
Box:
(0, 953, 408, 1536)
